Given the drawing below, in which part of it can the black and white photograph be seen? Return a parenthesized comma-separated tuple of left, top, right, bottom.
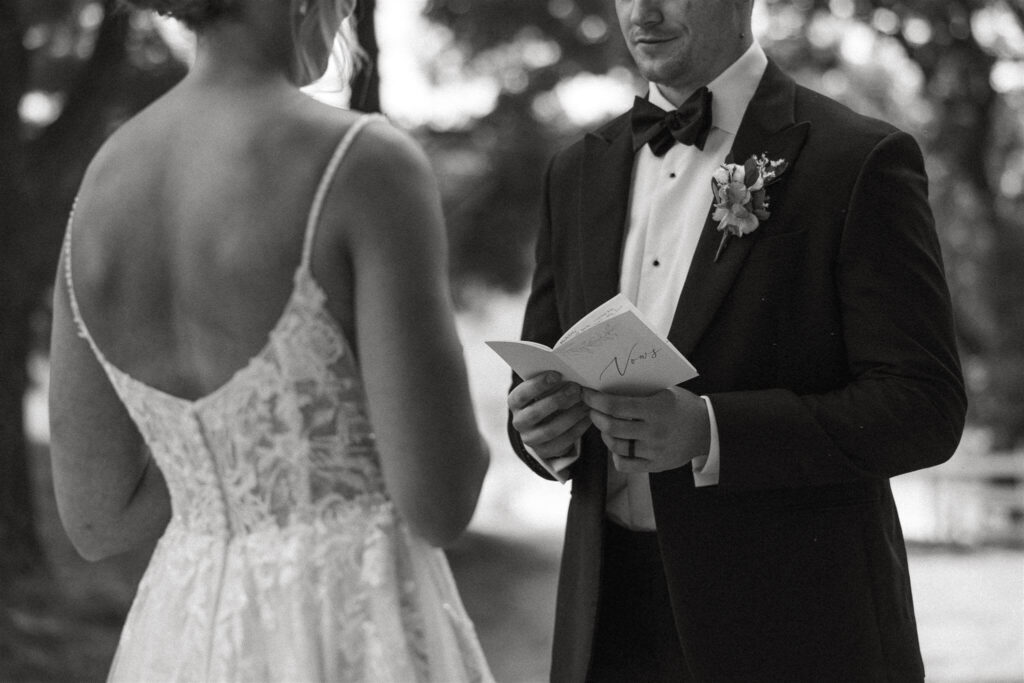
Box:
(1, 0, 1022, 681)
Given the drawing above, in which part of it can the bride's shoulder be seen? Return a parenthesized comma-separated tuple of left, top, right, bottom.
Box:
(308, 112, 441, 247)
(294, 100, 428, 177)
(305, 107, 436, 205)
(345, 118, 432, 187)
(72, 112, 167, 226)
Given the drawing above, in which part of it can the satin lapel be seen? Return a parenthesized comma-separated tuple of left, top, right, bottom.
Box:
(579, 114, 635, 314)
(668, 61, 810, 357)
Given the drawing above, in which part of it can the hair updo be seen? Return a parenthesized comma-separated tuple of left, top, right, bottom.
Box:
(118, 0, 363, 85)
(118, 0, 238, 30)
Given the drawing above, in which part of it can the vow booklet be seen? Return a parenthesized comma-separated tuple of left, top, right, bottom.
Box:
(487, 294, 698, 396)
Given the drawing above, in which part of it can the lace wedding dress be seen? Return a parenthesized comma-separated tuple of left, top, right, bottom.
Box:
(63, 116, 494, 682)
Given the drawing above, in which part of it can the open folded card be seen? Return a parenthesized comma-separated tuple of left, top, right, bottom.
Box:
(487, 294, 698, 396)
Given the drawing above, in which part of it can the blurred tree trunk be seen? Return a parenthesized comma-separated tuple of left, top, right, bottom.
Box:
(0, 1, 186, 583)
(352, 0, 379, 112)
(0, 0, 44, 584)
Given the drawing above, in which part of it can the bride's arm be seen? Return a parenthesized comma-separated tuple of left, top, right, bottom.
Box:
(48, 251, 172, 561)
(336, 121, 489, 547)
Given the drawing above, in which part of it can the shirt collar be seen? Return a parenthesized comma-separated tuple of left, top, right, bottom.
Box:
(648, 41, 768, 136)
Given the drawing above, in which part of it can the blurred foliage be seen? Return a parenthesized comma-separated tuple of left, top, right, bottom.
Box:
(1, 0, 188, 583)
(418, 0, 632, 294)
(419, 0, 1024, 450)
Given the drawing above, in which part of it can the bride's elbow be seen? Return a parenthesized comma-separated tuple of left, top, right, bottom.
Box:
(52, 483, 125, 561)
(75, 542, 118, 563)
(57, 493, 164, 562)
(409, 517, 470, 548)
(63, 521, 128, 562)
(406, 497, 478, 548)
(405, 443, 490, 548)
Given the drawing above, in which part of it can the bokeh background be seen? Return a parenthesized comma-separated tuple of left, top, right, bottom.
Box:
(2, 0, 1023, 680)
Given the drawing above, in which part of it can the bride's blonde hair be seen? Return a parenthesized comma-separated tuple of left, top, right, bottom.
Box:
(290, 0, 365, 86)
(118, 0, 363, 85)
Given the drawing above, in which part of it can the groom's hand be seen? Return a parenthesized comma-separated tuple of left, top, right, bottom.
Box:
(581, 386, 710, 474)
(508, 372, 592, 461)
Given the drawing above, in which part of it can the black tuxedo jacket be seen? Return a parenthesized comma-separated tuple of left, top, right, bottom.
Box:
(509, 61, 966, 682)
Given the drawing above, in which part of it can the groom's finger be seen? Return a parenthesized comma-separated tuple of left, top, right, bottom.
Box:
(520, 402, 589, 447)
(512, 383, 582, 432)
(581, 388, 648, 420)
(534, 412, 592, 460)
(588, 409, 644, 440)
(612, 452, 650, 473)
(602, 433, 638, 458)
(606, 437, 651, 473)
(507, 372, 561, 411)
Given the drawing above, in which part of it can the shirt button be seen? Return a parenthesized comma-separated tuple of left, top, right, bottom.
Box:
(653, 259, 661, 267)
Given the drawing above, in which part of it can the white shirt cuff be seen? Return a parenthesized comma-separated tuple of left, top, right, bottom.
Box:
(691, 395, 720, 487)
(523, 441, 579, 484)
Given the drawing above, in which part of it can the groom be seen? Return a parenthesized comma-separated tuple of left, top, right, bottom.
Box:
(507, 0, 966, 681)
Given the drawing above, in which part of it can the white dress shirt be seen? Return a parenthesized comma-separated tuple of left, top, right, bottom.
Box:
(533, 44, 769, 527)
(606, 43, 768, 530)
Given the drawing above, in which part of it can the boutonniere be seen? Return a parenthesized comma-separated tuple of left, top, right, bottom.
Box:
(711, 154, 788, 262)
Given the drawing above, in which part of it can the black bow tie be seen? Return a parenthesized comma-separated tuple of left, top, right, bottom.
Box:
(630, 87, 713, 156)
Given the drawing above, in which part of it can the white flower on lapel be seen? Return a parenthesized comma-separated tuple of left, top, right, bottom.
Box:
(711, 153, 788, 262)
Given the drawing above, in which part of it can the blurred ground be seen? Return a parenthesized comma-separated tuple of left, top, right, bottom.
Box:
(3, 292, 1022, 682)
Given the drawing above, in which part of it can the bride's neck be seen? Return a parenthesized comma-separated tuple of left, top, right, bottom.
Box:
(186, 11, 296, 88)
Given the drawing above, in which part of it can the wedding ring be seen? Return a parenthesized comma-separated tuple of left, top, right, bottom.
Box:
(627, 439, 636, 459)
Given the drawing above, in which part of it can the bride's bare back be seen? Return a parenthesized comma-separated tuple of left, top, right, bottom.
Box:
(70, 87, 360, 399)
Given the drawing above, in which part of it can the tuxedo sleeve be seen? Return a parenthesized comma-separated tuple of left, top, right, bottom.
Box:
(709, 131, 967, 490)
(506, 156, 574, 482)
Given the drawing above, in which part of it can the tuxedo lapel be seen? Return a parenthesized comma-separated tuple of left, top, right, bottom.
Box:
(668, 61, 811, 357)
(578, 114, 635, 314)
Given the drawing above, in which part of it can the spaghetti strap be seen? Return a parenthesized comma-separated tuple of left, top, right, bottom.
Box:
(299, 114, 385, 271)
(62, 197, 108, 364)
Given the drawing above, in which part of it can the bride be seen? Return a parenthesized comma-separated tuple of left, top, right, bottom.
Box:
(47, 0, 493, 680)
